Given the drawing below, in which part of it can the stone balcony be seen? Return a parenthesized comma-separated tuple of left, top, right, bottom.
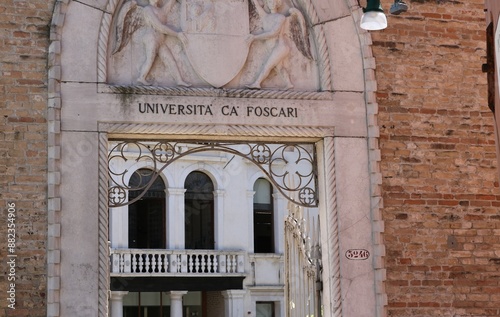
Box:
(110, 249, 246, 277)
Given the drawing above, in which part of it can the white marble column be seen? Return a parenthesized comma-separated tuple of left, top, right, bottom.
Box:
(109, 205, 128, 248)
(110, 291, 128, 317)
(222, 290, 246, 317)
(169, 291, 188, 317)
(273, 193, 286, 254)
(166, 188, 186, 249)
(214, 189, 225, 249)
(247, 190, 255, 253)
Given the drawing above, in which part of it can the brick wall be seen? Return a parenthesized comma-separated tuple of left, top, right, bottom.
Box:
(372, 0, 500, 315)
(0, 0, 53, 316)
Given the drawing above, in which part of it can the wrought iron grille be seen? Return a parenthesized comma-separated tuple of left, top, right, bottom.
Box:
(107, 140, 319, 208)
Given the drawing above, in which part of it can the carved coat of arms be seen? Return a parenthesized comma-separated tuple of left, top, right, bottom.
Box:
(180, 0, 251, 88)
(109, 0, 317, 91)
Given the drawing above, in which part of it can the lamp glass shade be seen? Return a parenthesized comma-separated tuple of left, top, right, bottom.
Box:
(360, 11, 388, 30)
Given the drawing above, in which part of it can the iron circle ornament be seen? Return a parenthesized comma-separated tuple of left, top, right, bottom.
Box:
(152, 142, 176, 163)
(299, 187, 316, 206)
(109, 186, 127, 206)
(250, 144, 272, 164)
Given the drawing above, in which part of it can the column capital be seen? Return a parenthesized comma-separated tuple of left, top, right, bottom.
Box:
(110, 291, 129, 317)
(169, 290, 188, 300)
(222, 289, 246, 299)
(109, 291, 128, 300)
(167, 187, 186, 195)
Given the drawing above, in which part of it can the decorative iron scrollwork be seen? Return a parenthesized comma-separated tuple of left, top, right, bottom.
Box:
(108, 140, 318, 207)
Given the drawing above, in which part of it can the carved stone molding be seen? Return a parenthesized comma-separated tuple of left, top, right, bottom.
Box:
(100, 84, 334, 100)
(321, 136, 342, 317)
(97, 132, 109, 317)
(99, 122, 334, 138)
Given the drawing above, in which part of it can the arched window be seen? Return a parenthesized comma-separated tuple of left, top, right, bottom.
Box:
(184, 171, 214, 249)
(253, 178, 274, 253)
(128, 169, 166, 249)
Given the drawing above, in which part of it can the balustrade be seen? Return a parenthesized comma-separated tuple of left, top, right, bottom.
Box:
(110, 249, 245, 276)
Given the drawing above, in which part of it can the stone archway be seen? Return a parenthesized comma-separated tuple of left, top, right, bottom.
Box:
(48, 0, 385, 316)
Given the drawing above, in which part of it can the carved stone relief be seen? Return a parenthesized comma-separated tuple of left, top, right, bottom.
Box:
(246, 0, 313, 89)
(112, 0, 191, 86)
(107, 0, 320, 91)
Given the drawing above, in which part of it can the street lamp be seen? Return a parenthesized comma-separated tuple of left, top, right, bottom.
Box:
(360, 0, 387, 30)
(360, 0, 408, 31)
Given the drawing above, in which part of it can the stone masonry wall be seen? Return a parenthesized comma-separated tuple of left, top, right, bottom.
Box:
(372, 0, 500, 316)
(0, 0, 53, 316)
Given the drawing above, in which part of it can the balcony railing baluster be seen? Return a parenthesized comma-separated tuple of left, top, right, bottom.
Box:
(110, 249, 246, 276)
(212, 254, 218, 273)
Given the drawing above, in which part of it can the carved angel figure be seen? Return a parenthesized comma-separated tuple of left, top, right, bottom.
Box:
(112, 0, 190, 86)
(246, 0, 313, 90)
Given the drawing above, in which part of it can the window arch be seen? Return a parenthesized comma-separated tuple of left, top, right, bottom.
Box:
(128, 169, 166, 249)
(184, 171, 215, 249)
(253, 178, 274, 253)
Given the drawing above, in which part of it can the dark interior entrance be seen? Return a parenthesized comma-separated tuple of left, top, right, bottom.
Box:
(184, 171, 214, 250)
